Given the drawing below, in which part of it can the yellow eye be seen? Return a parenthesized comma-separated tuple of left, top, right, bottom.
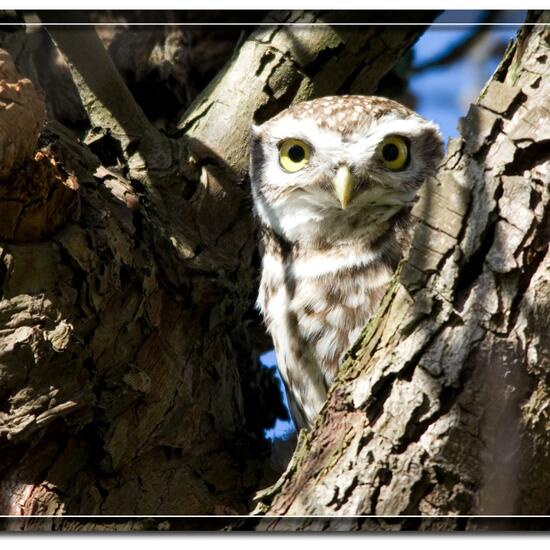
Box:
(380, 136, 409, 171)
(279, 139, 311, 173)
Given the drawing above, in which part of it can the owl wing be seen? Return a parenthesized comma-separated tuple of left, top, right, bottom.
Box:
(259, 269, 328, 430)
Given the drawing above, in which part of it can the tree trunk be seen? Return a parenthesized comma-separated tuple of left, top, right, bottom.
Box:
(0, 11, 435, 530)
(256, 11, 550, 529)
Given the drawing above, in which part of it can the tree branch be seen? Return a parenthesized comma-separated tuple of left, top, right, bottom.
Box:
(179, 10, 437, 184)
(45, 24, 175, 184)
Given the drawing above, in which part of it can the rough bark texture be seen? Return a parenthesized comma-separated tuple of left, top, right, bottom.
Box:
(0, 11, 434, 530)
(0, 51, 79, 244)
(256, 12, 550, 528)
(0, 49, 45, 178)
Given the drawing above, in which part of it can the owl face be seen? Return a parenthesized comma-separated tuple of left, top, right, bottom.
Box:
(250, 95, 443, 246)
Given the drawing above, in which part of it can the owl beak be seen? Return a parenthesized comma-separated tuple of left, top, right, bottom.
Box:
(333, 165, 354, 209)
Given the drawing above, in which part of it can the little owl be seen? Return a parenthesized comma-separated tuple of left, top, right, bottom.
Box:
(250, 95, 443, 430)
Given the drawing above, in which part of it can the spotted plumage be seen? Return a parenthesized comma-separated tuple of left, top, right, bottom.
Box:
(250, 95, 443, 429)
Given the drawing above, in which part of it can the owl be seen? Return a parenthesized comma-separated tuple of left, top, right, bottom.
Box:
(250, 95, 443, 430)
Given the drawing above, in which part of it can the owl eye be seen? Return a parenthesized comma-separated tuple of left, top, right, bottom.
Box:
(380, 136, 409, 171)
(279, 139, 311, 173)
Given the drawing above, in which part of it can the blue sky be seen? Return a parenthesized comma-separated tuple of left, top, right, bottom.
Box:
(411, 11, 524, 142)
(261, 11, 524, 441)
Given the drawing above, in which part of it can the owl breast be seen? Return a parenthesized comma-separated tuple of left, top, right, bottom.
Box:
(259, 243, 395, 428)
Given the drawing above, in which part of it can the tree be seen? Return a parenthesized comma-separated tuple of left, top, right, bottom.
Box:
(0, 11, 436, 531)
(0, 9, 547, 533)
(255, 10, 550, 530)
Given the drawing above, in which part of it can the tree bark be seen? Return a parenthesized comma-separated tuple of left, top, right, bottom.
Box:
(256, 11, 550, 529)
(0, 11, 435, 530)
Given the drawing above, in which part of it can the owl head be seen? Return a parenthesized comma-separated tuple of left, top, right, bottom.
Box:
(250, 95, 443, 247)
